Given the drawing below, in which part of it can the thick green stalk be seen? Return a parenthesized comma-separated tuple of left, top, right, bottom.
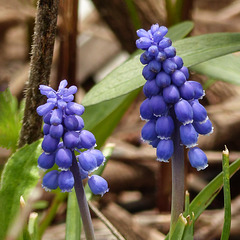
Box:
(170, 121, 185, 239)
(70, 153, 95, 240)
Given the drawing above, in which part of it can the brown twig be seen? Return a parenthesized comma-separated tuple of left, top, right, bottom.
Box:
(18, 0, 59, 148)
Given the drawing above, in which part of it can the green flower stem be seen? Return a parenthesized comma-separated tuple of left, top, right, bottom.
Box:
(170, 121, 185, 239)
(70, 152, 95, 240)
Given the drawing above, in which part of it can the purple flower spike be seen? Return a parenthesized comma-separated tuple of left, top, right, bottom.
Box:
(136, 24, 213, 170)
(37, 79, 108, 195)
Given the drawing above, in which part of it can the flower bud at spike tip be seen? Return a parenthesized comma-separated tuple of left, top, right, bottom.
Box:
(88, 175, 109, 196)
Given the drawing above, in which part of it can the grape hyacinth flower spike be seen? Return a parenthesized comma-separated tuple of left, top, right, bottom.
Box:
(136, 24, 213, 236)
(37, 80, 109, 239)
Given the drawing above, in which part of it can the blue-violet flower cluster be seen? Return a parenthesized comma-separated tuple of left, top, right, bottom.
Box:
(37, 80, 109, 195)
(136, 24, 213, 171)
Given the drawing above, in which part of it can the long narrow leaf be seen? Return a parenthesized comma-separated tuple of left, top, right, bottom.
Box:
(0, 140, 42, 240)
(190, 54, 240, 85)
(221, 147, 231, 240)
(82, 32, 240, 106)
(66, 190, 82, 240)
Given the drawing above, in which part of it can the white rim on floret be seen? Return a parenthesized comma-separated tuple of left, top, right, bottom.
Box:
(196, 163, 208, 171)
(156, 158, 169, 163)
(199, 116, 208, 124)
(206, 127, 214, 136)
(198, 90, 206, 99)
(58, 167, 70, 171)
(182, 119, 193, 125)
(140, 115, 150, 121)
(37, 165, 48, 172)
(42, 185, 52, 192)
(100, 188, 110, 197)
(61, 189, 72, 193)
(185, 142, 198, 148)
(157, 136, 171, 140)
(140, 137, 151, 144)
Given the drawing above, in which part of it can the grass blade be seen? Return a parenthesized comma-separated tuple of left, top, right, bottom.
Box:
(221, 147, 231, 240)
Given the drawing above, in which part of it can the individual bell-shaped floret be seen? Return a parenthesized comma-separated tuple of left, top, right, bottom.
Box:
(136, 37, 152, 50)
(37, 102, 55, 116)
(58, 170, 74, 192)
(180, 123, 198, 148)
(156, 139, 174, 162)
(55, 148, 73, 170)
(150, 137, 160, 148)
(164, 46, 176, 58)
(162, 59, 177, 74)
(155, 116, 174, 139)
(49, 124, 64, 139)
(179, 66, 189, 79)
(63, 131, 79, 149)
(163, 85, 180, 104)
(64, 115, 79, 130)
(150, 95, 168, 117)
(150, 23, 159, 34)
(89, 149, 105, 166)
(148, 45, 159, 57)
(156, 71, 171, 88)
(174, 99, 193, 125)
(88, 175, 109, 196)
(193, 118, 213, 135)
(78, 151, 97, 172)
(75, 115, 85, 131)
(143, 80, 160, 98)
(189, 81, 205, 99)
(79, 130, 96, 149)
(142, 65, 156, 80)
(66, 102, 85, 116)
(58, 79, 68, 90)
(148, 60, 161, 73)
(140, 98, 153, 120)
(140, 51, 153, 65)
(38, 152, 55, 171)
(191, 100, 208, 122)
(171, 70, 186, 87)
(42, 170, 59, 191)
(42, 134, 60, 153)
(39, 85, 55, 96)
(43, 123, 50, 135)
(155, 51, 167, 62)
(188, 147, 208, 171)
(57, 99, 67, 109)
(136, 28, 150, 38)
(43, 111, 52, 124)
(158, 37, 172, 49)
(50, 109, 62, 125)
(179, 81, 195, 100)
(78, 162, 89, 180)
(171, 56, 183, 69)
(141, 120, 158, 143)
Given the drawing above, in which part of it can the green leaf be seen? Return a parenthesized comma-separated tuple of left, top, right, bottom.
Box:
(166, 21, 194, 42)
(167, 214, 187, 240)
(66, 190, 82, 240)
(191, 54, 240, 85)
(188, 158, 240, 221)
(0, 89, 23, 151)
(83, 88, 141, 147)
(82, 32, 240, 107)
(221, 147, 231, 240)
(0, 140, 42, 240)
